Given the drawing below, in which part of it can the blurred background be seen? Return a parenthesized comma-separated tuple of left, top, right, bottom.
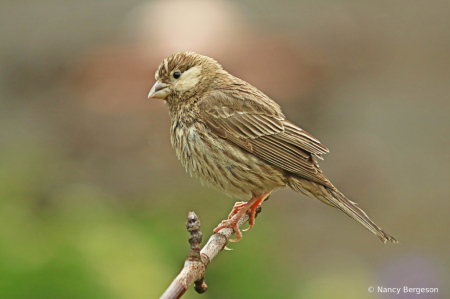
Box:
(0, 0, 449, 298)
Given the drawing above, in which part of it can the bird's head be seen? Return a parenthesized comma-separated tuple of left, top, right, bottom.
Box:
(148, 51, 223, 103)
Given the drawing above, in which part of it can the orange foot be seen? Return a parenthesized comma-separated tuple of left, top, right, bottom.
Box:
(227, 202, 247, 219)
(214, 217, 243, 242)
(213, 192, 271, 242)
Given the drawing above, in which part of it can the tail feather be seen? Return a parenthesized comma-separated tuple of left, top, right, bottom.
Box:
(325, 188, 398, 243)
(288, 177, 398, 244)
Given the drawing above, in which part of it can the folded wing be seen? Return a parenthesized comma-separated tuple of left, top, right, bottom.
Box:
(200, 90, 332, 187)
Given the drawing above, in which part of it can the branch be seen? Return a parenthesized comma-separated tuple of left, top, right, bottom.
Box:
(159, 203, 262, 299)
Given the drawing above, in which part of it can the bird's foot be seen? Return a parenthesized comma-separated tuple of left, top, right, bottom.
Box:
(214, 217, 243, 242)
(242, 198, 262, 232)
(213, 192, 271, 242)
(214, 201, 248, 242)
(227, 201, 248, 219)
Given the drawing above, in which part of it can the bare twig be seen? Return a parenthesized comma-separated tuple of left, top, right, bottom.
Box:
(159, 203, 262, 299)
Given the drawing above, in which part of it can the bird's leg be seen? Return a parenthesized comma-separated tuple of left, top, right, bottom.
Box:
(242, 192, 270, 232)
(213, 200, 257, 242)
(213, 192, 271, 242)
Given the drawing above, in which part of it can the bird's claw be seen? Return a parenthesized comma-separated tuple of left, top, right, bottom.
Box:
(214, 194, 268, 242)
(213, 218, 242, 242)
(227, 201, 247, 219)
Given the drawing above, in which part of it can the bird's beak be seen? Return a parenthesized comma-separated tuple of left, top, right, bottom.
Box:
(148, 81, 171, 99)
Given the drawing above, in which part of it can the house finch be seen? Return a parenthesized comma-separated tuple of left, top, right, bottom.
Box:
(148, 51, 397, 243)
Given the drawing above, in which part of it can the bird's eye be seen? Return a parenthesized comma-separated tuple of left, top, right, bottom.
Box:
(173, 72, 181, 79)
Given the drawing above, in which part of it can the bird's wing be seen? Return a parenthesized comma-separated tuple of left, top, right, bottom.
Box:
(199, 90, 331, 186)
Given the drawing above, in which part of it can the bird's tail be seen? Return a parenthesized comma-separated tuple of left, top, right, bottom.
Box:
(288, 177, 398, 244)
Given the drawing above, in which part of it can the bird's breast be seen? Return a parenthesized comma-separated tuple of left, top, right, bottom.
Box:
(170, 119, 222, 180)
(169, 119, 286, 200)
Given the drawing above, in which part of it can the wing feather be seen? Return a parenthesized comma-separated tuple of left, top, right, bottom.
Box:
(200, 90, 331, 187)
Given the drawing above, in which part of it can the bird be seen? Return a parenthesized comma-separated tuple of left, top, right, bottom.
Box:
(148, 51, 397, 244)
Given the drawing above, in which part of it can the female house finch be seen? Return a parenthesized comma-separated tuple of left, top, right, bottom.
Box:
(148, 51, 397, 243)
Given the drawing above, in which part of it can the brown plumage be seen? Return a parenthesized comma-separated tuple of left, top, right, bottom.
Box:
(148, 51, 397, 244)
